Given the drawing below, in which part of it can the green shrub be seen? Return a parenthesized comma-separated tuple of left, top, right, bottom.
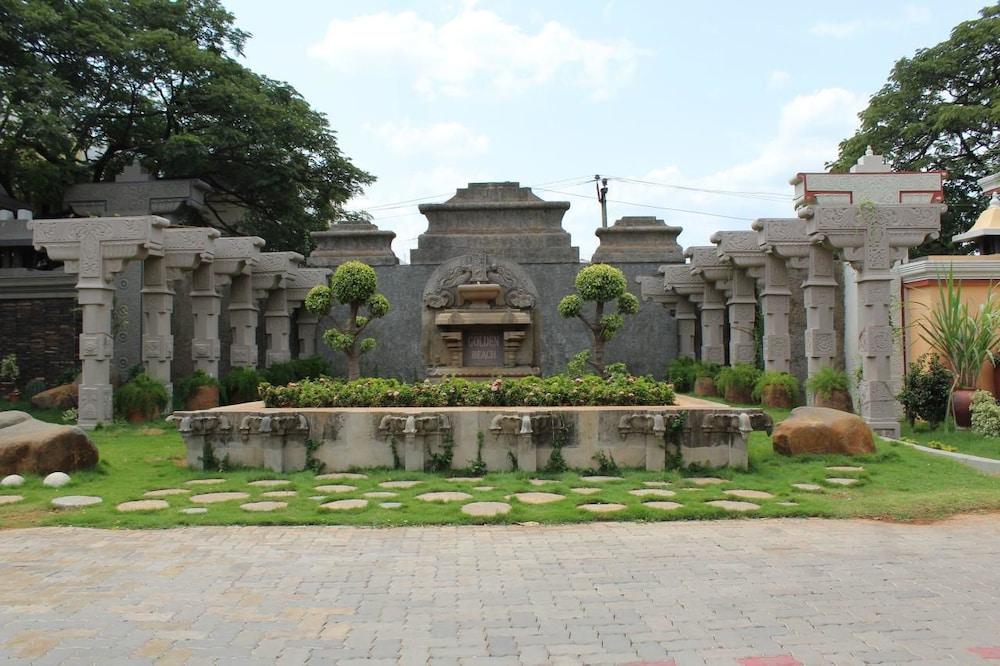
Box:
(262, 356, 330, 386)
(666, 357, 698, 393)
(114, 372, 168, 418)
(970, 390, 1000, 437)
(752, 371, 799, 403)
(558, 264, 638, 375)
(591, 450, 620, 475)
(260, 373, 676, 409)
(695, 361, 721, 380)
(806, 367, 850, 399)
(24, 377, 47, 401)
(173, 370, 220, 407)
(0, 353, 19, 383)
(221, 367, 264, 404)
(716, 363, 761, 396)
(896, 353, 954, 429)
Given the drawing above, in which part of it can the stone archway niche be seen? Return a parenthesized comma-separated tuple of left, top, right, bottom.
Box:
(422, 252, 540, 380)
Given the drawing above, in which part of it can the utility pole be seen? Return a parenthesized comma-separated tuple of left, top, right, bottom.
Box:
(594, 174, 609, 228)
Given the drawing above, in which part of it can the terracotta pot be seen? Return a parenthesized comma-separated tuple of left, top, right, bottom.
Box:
(127, 407, 159, 424)
(952, 387, 976, 428)
(693, 377, 717, 397)
(993, 365, 1000, 400)
(185, 385, 220, 411)
(815, 389, 853, 413)
(761, 384, 793, 409)
(724, 386, 754, 405)
(5, 388, 20, 403)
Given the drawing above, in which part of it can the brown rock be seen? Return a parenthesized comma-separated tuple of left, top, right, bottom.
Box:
(0, 411, 98, 475)
(771, 406, 875, 457)
(30, 383, 78, 410)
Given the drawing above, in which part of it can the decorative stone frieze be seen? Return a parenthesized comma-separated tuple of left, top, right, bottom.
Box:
(489, 412, 566, 472)
(378, 414, 453, 471)
(592, 216, 684, 264)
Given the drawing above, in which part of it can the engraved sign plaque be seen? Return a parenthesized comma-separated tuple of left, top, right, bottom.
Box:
(463, 328, 502, 367)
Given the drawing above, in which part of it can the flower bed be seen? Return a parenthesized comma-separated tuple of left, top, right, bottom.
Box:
(259, 375, 676, 409)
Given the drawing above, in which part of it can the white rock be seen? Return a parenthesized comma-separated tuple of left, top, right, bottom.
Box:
(51, 495, 101, 509)
(43, 472, 70, 488)
(1, 474, 25, 488)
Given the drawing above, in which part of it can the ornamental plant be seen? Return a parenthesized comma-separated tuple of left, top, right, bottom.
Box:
(305, 261, 390, 380)
(752, 371, 799, 404)
(715, 363, 761, 403)
(114, 372, 169, 421)
(557, 264, 639, 376)
(896, 353, 954, 429)
(805, 366, 850, 400)
(970, 390, 1000, 438)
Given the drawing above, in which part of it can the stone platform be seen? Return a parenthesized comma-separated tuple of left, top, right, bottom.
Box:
(171, 395, 771, 473)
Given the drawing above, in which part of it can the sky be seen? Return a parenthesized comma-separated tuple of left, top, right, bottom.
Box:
(224, 0, 986, 261)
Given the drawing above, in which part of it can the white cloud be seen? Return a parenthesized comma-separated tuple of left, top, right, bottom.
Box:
(309, 6, 640, 99)
(366, 121, 490, 158)
(767, 69, 791, 89)
(809, 5, 931, 39)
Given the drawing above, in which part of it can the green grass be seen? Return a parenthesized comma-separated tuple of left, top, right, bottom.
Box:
(900, 421, 1000, 460)
(1, 401, 999, 529)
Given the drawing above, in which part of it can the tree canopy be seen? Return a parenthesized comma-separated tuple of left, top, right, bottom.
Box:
(830, 3, 1000, 256)
(0, 0, 373, 252)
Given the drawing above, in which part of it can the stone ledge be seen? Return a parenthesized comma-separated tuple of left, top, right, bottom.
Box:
(890, 438, 1000, 476)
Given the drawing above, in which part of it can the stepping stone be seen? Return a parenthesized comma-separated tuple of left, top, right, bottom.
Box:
(707, 500, 760, 512)
(261, 491, 298, 498)
(143, 488, 190, 498)
(579, 476, 623, 482)
(240, 501, 287, 512)
(316, 472, 368, 480)
(51, 495, 102, 509)
(571, 487, 602, 495)
(320, 499, 368, 511)
(529, 479, 557, 486)
(185, 479, 226, 486)
(513, 492, 565, 505)
(190, 492, 250, 504)
(579, 503, 625, 513)
(826, 466, 864, 472)
(473, 486, 495, 492)
(309, 496, 327, 501)
(379, 480, 421, 489)
(461, 501, 511, 517)
(0, 495, 23, 505)
(43, 472, 70, 488)
(642, 481, 671, 487)
(778, 501, 799, 506)
(180, 507, 207, 515)
(314, 485, 356, 494)
(686, 477, 726, 486)
(116, 500, 169, 512)
(248, 480, 291, 487)
(792, 483, 822, 492)
(680, 488, 704, 492)
(363, 491, 398, 498)
(379, 502, 402, 509)
(724, 489, 774, 500)
(447, 477, 481, 483)
(643, 501, 683, 511)
(629, 488, 676, 498)
(1, 474, 24, 487)
(826, 477, 859, 486)
(416, 492, 473, 503)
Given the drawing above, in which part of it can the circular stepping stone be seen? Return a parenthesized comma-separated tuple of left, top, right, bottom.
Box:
(248, 480, 290, 487)
(643, 501, 682, 511)
(629, 488, 676, 498)
(180, 507, 207, 515)
(680, 487, 704, 492)
(143, 488, 190, 498)
(379, 480, 421, 489)
(379, 502, 402, 509)
(461, 501, 511, 517)
(686, 477, 726, 486)
(1, 474, 24, 487)
(314, 485, 356, 494)
(320, 499, 368, 511)
(778, 501, 798, 506)
(185, 479, 226, 486)
(116, 500, 168, 512)
(706, 500, 759, 512)
(446, 477, 481, 483)
(642, 481, 671, 487)
(792, 483, 822, 492)
(473, 486, 495, 492)
(571, 487, 602, 495)
(826, 477, 859, 486)
(579, 503, 625, 513)
(240, 501, 287, 512)
(724, 489, 774, 500)
(190, 492, 250, 504)
(43, 472, 70, 488)
(309, 496, 327, 501)
(416, 492, 473, 503)
(52, 495, 102, 509)
(579, 476, 623, 482)
(315, 472, 368, 480)
(513, 492, 565, 505)
(363, 491, 398, 498)
(0, 495, 24, 505)
(826, 466, 864, 472)
(529, 479, 557, 486)
(261, 490, 297, 498)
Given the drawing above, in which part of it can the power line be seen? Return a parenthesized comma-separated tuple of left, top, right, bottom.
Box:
(534, 187, 756, 222)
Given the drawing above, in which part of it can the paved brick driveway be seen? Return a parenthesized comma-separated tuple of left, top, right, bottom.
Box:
(1, 517, 998, 665)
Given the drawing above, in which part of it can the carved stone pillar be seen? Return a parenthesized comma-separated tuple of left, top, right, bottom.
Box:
(659, 264, 706, 360)
(802, 244, 839, 383)
(228, 273, 259, 368)
(264, 287, 291, 367)
(296, 312, 320, 357)
(286, 267, 333, 359)
(699, 285, 726, 365)
(210, 237, 265, 373)
(190, 262, 221, 376)
(727, 269, 757, 365)
(29, 216, 167, 427)
(141, 256, 174, 401)
(675, 299, 698, 359)
(753, 218, 811, 376)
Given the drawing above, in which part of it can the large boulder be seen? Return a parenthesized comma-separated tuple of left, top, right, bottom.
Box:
(30, 383, 78, 410)
(771, 406, 875, 456)
(0, 411, 98, 475)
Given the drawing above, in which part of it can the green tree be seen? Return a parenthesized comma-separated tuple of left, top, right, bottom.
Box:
(305, 261, 389, 380)
(830, 3, 1000, 257)
(0, 0, 373, 253)
(557, 264, 639, 376)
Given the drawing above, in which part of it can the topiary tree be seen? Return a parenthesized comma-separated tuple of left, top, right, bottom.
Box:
(305, 261, 390, 380)
(558, 264, 639, 376)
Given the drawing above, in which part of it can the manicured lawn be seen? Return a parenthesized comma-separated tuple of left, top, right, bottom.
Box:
(900, 422, 1000, 460)
(2, 400, 999, 528)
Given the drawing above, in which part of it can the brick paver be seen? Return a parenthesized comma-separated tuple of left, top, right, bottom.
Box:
(1, 516, 999, 665)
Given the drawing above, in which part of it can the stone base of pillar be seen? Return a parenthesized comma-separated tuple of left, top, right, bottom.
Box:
(78, 384, 113, 429)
